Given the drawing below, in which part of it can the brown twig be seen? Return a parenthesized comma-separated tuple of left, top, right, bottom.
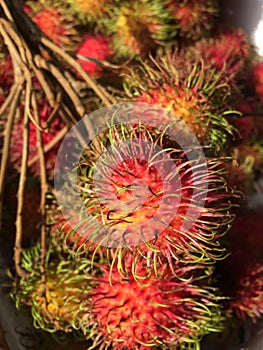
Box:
(32, 89, 48, 295)
(14, 78, 31, 278)
(27, 126, 68, 168)
(0, 0, 118, 281)
(0, 81, 23, 230)
(40, 37, 117, 106)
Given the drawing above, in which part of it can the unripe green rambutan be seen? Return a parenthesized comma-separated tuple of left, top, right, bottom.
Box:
(102, 0, 176, 58)
(12, 243, 94, 334)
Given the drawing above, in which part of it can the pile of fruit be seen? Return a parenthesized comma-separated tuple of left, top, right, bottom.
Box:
(1, 0, 263, 349)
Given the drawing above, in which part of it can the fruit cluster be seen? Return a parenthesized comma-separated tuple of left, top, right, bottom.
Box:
(1, 0, 263, 349)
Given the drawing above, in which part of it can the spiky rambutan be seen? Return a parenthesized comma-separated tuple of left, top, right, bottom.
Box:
(124, 54, 236, 149)
(81, 260, 224, 349)
(224, 143, 263, 195)
(105, 0, 175, 58)
(166, 0, 219, 40)
(12, 243, 93, 333)
(231, 263, 263, 320)
(59, 116, 236, 276)
(24, 0, 78, 49)
(75, 34, 113, 78)
(192, 26, 251, 79)
(9, 100, 65, 178)
(67, 0, 112, 23)
(217, 208, 263, 320)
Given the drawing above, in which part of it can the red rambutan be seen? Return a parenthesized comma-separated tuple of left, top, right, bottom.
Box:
(82, 261, 224, 349)
(217, 209, 263, 320)
(124, 54, 236, 149)
(24, 0, 78, 49)
(191, 27, 251, 79)
(58, 114, 236, 275)
(75, 34, 113, 78)
(167, 0, 219, 40)
(231, 263, 263, 320)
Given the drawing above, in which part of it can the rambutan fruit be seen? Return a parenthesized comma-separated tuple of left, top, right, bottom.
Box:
(104, 0, 175, 58)
(231, 263, 263, 320)
(124, 54, 236, 149)
(12, 243, 94, 334)
(67, 0, 113, 24)
(216, 208, 263, 320)
(75, 34, 113, 78)
(56, 110, 236, 276)
(81, 260, 224, 349)
(192, 26, 251, 79)
(24, 0, 78, 49)
(9, 99, 65, 178)
(166, 0, 219, 41)
(224, 143, 263, 195)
